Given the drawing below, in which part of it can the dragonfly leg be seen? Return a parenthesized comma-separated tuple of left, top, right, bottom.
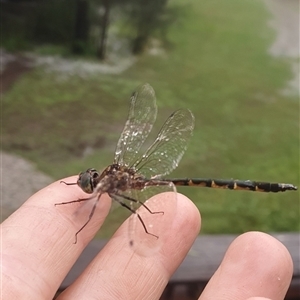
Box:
(55, 194, 101, 243)
(111, 195, 159, 240)
(60, 180, 77, 186)
(73, 194, 101, 244)
(55, 197, 94, 206)
(115, 193, 164, 215)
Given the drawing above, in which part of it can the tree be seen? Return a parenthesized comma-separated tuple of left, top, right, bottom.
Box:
(97, 0, 110, 60)
(127, 0, 169, 54)
(72, 0, 90, 54)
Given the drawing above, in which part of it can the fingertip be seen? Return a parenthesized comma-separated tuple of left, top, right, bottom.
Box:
(246, 298, 273, 300)
(229, 231, 293, 275)
(114, 191, 201, 257)
(202, 231, 293, 300)
(159, 192, 201, 275)
(230, 231, 294, 287)
(174, 193, 201, 236)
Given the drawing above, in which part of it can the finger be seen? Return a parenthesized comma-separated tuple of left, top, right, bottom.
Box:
(1, 176, 111, 299)
(247, 297, 272, 300)
(199, 232, 293, 300)
(57, 193, 201, 300)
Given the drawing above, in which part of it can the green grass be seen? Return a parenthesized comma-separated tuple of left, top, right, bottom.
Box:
(3, 0, 299, 238)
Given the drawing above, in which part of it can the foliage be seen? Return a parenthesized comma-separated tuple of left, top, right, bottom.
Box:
(123, 0, 169, 53)
(1, 1, 37, 50)
(33, 0, 76, 45)
(2, 0, 179, 58)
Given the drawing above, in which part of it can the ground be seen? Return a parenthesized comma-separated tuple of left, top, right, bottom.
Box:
(1, 0, 299, 221)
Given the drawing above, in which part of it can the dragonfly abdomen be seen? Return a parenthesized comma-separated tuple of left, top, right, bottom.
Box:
(168, 178, 297, 192)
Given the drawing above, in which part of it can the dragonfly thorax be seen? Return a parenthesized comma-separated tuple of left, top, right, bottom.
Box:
(78, 164, 143, 194)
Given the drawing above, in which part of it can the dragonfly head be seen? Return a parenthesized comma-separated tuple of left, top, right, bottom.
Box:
(77, 168, 100, 194)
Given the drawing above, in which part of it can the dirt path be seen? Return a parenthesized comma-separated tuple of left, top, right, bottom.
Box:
(0, 152, 53, 221)
(265, 0, 299, 95)
(0, 50, 33, 94)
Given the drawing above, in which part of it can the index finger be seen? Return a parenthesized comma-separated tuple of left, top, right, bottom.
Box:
(1, 176, 112, 299)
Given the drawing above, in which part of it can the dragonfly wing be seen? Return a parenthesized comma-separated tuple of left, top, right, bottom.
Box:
(114, 84, 157, 167)
(115, 182, 177, 252)
(132, 109, 195, 178)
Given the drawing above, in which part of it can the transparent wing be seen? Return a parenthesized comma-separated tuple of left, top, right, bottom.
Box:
(132, 109, 195, 178)
(114, 181, 177, 251)
(114, 83, 157, 167)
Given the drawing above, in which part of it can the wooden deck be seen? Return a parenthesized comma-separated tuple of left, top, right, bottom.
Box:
(59, 233, 299, 299)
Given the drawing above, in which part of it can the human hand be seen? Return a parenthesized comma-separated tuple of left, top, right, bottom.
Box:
(1, 176, 293, 299)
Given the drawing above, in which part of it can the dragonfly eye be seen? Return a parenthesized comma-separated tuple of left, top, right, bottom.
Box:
(77, 170, 95, 194)
(92, 171, 100, 179)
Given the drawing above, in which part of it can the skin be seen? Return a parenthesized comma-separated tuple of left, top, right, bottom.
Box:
(1, 176, 293, 300)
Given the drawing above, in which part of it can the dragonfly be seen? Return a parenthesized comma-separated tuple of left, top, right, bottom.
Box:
(56, 83, 297, 244)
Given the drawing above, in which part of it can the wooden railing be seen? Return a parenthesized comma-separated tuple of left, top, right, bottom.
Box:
(59, 233, 299, 300)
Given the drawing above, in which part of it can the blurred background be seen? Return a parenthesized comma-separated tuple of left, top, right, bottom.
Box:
(1, 0, 299, 238)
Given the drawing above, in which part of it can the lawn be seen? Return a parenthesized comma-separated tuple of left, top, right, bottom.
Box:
(3, 0, 299, 238)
